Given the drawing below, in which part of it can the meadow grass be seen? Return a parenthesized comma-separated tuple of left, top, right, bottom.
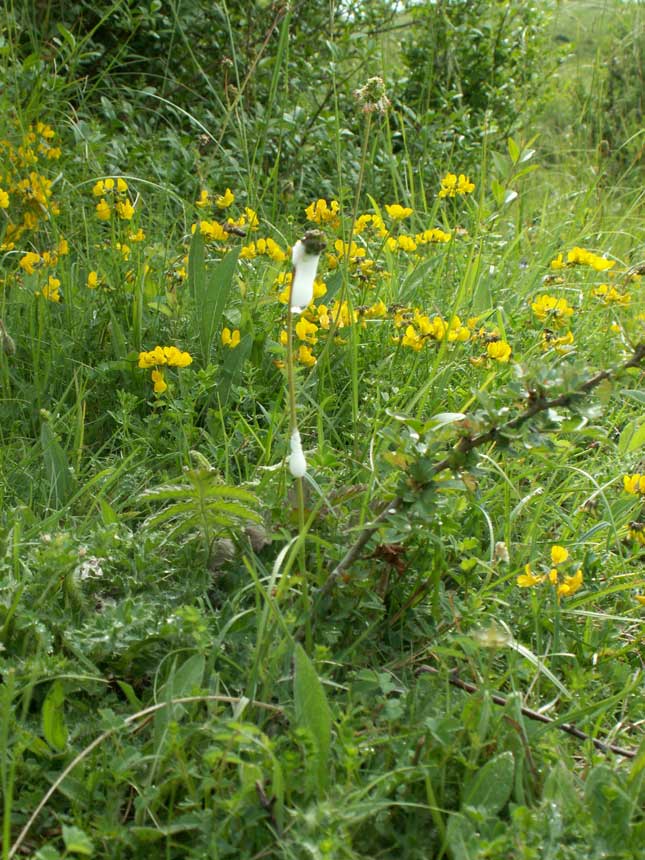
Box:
(1, 1, 644, 858)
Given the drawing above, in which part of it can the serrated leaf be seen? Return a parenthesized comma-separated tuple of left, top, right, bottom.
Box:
(463, 751, 514, 814)
(294, 644, 332, 791)
(42, 680, 68, 751)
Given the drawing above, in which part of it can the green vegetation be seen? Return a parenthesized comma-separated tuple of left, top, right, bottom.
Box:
(1, 1, 644, 857)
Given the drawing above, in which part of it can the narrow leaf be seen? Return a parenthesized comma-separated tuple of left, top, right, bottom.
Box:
(294, 644, 332, 791)
(42, 680, 68, 751)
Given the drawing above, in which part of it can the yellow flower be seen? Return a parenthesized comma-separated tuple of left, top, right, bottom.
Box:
(623, 473, 645, 495)
(0, 188, 9, 208)
(138, 345, 192, 368)
(548, 568, 559, 584)
(244, 207, 259, 230)
(567, 246, 615, 272)
(265, 237, 287, 263)
(215, 188, 235, 209)
(116, 178, 128, 193)
(295, 317, 318, 344)
(116, 199, 135, 220)
(557, 569, 583, 598)
(487, 340, 512, 362)
(517, 564, 544, 588)
(279, 330, 288, 346)
(198, 220, 229, 241)
(397, 234, 417, 252)
(196, 189, 210, 208)
(402, 325, 423, 351)
(333, 238, 366, 260)
(96, 198, 111, 221)
(365, 300, 387, 318)
(438, 172, 474, 198)
(129, 228, 145, 242)
(531, 294, 574, 328)
(550, 545, 569, 565)
(221, 328, 241, 349)
(104, 178, 115, 192)
(240, 242, 256, 259)
(385, 203, 413, 220)
(313, 278, 327, 299)
(305, 198, 340, 225)
(151, 369, 167, 394)
(57, 238, 69, 256)
(550, 253, 565, 270)
(92, 180, 105, 197)
(456, 174, 475, 194)
(19, 251, 41, 275)
(41, 275, 61, 303)
(628, 523, 645, 545)
(636, 595, 645, 605)
(415, 228, 451, 244)
(87, 270, 99, 289)
(297, 344, 317, 366)
(592, 284, 630, 306)
(541, 329, 574, 353)
(163, 346, 193, 367)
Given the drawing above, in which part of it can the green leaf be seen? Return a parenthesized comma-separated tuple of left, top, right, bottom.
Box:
(189, 233, 240, 365)
(618, 418, 645, 454)
(42, 680, 67, 751)
(445, 813, 477, 860)
(462, 751, 514, 814)
(621, 389, 645, 405)
(294, 644, 332, 792)
(585, 764, 633, 848)
(173, 653, 205, 696)
(40, 421, 73, 507)
(507, 136, 520, 164)
(490, 179, 505, 206)
(62, 825, 94, 856)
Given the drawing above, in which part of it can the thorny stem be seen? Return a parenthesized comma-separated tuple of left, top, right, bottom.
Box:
(318, 343, 645, 596)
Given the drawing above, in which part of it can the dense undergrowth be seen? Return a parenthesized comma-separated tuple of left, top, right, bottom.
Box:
(1, 1, 644, 858)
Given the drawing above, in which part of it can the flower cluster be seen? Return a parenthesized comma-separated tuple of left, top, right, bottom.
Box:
(0, 122, 62, 251)
(305, 199, 340, 226)
(193, 189, 258, 238)
(438, 172, 475, 198)
(221, 328, 240, 349)
(517, 545, 583, 599)
(592, 283, 630, 306)
(551, 246, 615, 272)
(138, 346, 193, 395)
(92, 177, 135, 221)
(240, 237, 288, 263)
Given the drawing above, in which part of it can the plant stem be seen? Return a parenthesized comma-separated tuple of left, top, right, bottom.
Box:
(286, 281, 312, 651)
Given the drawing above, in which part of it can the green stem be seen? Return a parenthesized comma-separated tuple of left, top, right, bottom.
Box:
(286, 282, 312, 651)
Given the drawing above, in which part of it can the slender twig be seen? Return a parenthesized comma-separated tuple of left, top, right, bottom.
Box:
(319, 343, 645, 594)
(417, 665, 636, 759)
